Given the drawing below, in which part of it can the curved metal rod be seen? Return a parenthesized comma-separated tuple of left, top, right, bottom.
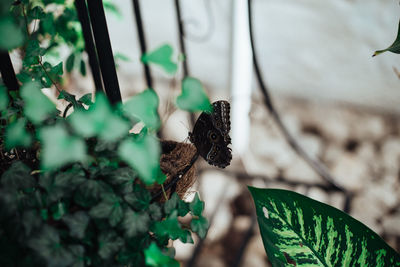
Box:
(247, 0, 346, 193)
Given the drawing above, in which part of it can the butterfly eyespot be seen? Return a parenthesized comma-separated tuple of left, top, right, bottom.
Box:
(211, 133, 217, 140)
(215, 146, 220, 151)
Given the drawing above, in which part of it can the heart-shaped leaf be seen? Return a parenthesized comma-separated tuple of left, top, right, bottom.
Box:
(123, 89, 160, 130)
(5, 118, 32, 150)
(248, 187, 400, 266)
(38, 124, 86, 169)
(176, 77, 212, 113)
(373, 19, 400, 57)
(118, 133, 165, 185)
(0, 16, 24, 50)
(144, 243, 179, 267)
(69, 93, 130, 141)
(141, 44, 177, 74)
(20, 81, 57, 124)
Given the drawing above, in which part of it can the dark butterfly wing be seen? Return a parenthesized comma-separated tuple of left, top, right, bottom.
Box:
(189, 100, 232, 168)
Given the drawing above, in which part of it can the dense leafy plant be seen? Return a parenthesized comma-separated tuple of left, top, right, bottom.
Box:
(0, 0, 212, 266)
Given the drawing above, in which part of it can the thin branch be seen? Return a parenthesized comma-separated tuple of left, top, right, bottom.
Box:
(174, 0, 189, 77)
(247, 0, 346, 193)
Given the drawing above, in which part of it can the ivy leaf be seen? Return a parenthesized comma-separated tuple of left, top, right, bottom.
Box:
(124, 184, 151, 211)
(51, 201, 67, 220)
(0, 85, 9, 111)
(38, 124, 86, 169)
(144, 243, 179, 267)
(1, 161, 35, 190)
(80, 59, 86, 76)
(149, 203, 162, 221)
(74, 180, 112, 208)
(141, 44, 177, 74)
(176, 77, 212, 112)
(190, 215, 209, 239)
(123, 89, 160, 130)
(98, 231, 124, 260)
(22, 210, 42, 236)
(5, 118, 32, 150)
(62, 211, 90, 239)
(20, 81, 57, 124)
(69, 93, 130, 141)
(28, 6, 46, 19)
(27, 225, 74, 267)
(58, 90, 83, 110)
(164, 193, 189, 217)
(118, 133, 165, 185)
(66, 52, 75, 73)
(248, 187, 400, 266)
(78, 93, 93, 106)
(123, 209, 150, 238)
(152, 211, 192, 243)
(373, 19, 400, 57)
(189, 193, 204, 217)
(0, 16, 24, 50)
(89, 194, 123, 227)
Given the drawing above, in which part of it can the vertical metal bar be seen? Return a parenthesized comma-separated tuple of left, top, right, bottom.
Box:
(132, 0, 153, 89)
(74, 0, 104, 93)
(0, 51, 19, 91)
(174, 0, 189, 77)
(86, 0, 122, 104)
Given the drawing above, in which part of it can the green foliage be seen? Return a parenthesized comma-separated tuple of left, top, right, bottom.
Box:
(248, 187, 400, 266)
(176, 77, 213, 112)
(0, 1, 210, 266)
(142, 44, 178, 74)
(123, 88, 161, 130)
(373, 19, 400, 57)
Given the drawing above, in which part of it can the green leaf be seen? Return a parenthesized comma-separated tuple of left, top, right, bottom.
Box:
(123, 209, 150, 237)
(5, 118, 32, 150)
(74, 180, 112, 208)
(123, 184, 151, 211)
(69, 93, 130, 141)
(103, 0, 122, 19)
(20, 81, 56, 124)
(89, 194, 123, 227)
(176, 77, 212, 112)
(144, 243, 179, 267)
(190, 215, 209, 239)
(164, 193, 189, 217)
(79, 59, 86, 76)
(98, 231, 124, 260)
(248, 187, 400, 266)
(123, 89, 160, 130)
(58, 90, 83, 110)
(52, 201, 67, 220)
(62, 211, 90, 239)
(0, 85, 9, 111)
(118, 133, 164, 185)
(0, 16, 24, 50)
(141, 44, 177, 74)
(152, 211, 192, 243)
(22, 210, 42, 236)
(373, 19, 400, 56)
(66, 53, 75, 73)
(149, 203, 162, 221)
(1, 161, 35, 190)
(78, 93, 92, 106)
(28, 225, 75, 267)
(189, 192, 204, 217)
(28, 6, 46, 19)
(38, 124, 86, 169)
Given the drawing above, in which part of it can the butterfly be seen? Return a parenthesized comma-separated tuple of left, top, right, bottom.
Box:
(189, 100, 232, 168)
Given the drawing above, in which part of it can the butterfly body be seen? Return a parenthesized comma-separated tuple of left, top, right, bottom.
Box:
(189, 101, 232, 168)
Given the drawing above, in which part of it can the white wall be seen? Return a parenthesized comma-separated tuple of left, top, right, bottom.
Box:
(106, 0, 400, 112)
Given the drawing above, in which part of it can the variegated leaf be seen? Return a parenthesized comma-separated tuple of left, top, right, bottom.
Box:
(249, 187, 400, 266)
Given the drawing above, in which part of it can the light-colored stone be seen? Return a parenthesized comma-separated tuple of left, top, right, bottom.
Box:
(350, 193, 384, 234)
(174, 239, 197, 261)
(330, 153, 369, 191)
(241, 150, 279, 179)
(382, 214, 400, 236)
(233, 216, 252, 232)
(297, 134, 324, 159)
(196, 254, 225, 267)
(381, 137, 400, 175)
(307, 187, 329, 204)
(352, 115, 386, 141)
(329, 192, 346, 211)
(242, 235, 270, 267)
(284, 159, 322, 184)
